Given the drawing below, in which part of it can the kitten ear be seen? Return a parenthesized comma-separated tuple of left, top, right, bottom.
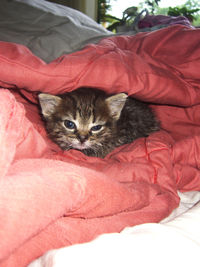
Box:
(106, 93, 128, 119)
(38, 93, 62, 117)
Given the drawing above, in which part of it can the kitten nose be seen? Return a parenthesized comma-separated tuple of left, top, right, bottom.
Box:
(78, 135, 88, 143)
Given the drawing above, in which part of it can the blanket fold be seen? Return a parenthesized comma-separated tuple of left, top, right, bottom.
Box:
(1, 25, 200, 266)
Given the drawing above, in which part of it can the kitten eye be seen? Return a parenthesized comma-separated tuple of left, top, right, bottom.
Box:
(64, 120, 76, 129)
(91, 125, 102, 132)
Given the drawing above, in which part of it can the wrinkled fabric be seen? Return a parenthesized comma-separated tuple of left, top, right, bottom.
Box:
(28, 198, 200, 267)
(0, 25, 200, 267)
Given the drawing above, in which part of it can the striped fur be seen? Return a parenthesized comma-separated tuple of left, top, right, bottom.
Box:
(38, 87, 159, 158)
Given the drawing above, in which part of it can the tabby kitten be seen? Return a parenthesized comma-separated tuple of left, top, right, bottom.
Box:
(38, 87, 159, 158)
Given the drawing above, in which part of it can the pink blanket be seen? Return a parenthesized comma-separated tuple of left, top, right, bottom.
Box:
(1, 25, 200, 267)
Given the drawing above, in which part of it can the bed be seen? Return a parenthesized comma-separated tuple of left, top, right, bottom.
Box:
(0, 0, 200, 266)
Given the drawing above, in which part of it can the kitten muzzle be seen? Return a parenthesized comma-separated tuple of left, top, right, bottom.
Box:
(71, 134, 91, 150)
(78, 135, 88, 144)
(73, 143, 90, 150)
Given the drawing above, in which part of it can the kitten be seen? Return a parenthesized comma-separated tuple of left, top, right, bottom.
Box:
(38, 87, 159, 158)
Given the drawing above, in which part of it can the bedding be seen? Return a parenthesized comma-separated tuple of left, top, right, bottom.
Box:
(0, 1, 200, 267)
(29, 192, 200, 267)
(0, 0, 111, 62)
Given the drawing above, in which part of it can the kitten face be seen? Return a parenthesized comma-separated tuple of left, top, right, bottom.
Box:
(38, 88, 127, 157)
